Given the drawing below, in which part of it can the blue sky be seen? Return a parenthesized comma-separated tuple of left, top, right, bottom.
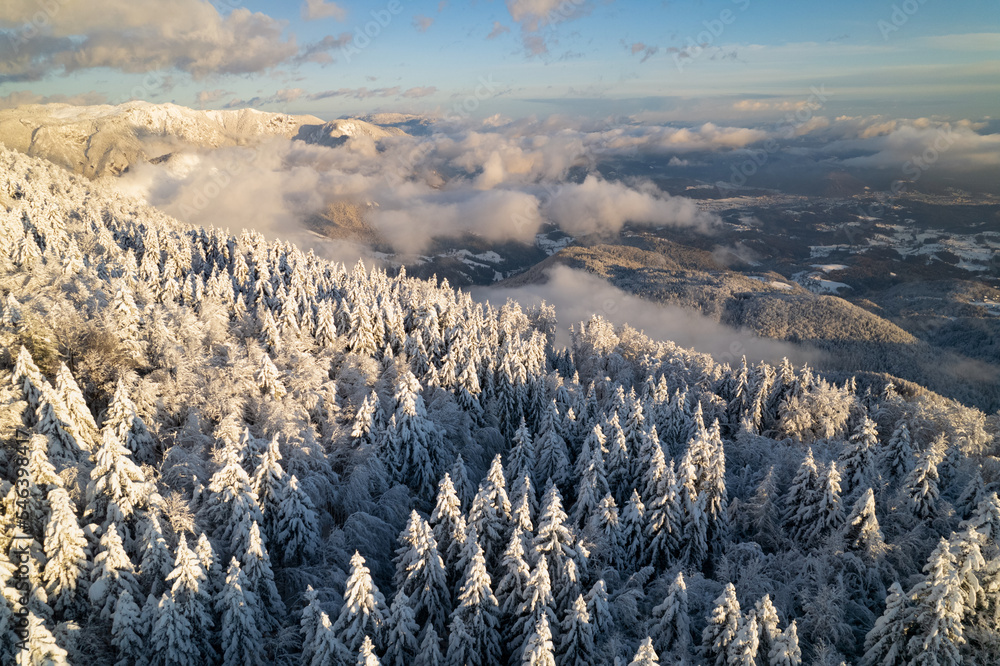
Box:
(1, 0, 998, 121)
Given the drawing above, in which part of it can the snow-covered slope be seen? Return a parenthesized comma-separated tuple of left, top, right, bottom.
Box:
(0, 102, 333, 178)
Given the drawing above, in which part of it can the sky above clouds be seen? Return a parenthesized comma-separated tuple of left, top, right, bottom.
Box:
(0, 0, 997, 121)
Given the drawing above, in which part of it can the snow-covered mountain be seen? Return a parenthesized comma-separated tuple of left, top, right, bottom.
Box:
(0, 101, 407, 178)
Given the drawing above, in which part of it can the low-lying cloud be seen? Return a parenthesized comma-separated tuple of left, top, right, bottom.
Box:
(476, 265, 821, 366)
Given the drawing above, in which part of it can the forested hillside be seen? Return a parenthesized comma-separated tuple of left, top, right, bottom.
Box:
(0, 145, 998, 665)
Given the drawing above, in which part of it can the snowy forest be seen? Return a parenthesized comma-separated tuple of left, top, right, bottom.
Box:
(0, 144, 998, 666)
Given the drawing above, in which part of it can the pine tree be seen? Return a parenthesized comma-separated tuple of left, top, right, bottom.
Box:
(729, 614, 759, 666)
(447, 540, 501, 666)
(334, 551, 388, 653)
(507, 419, 537, 489)
(393, 511, 451, 634)
(839, 416, 879, 493)
(274, 474, 319, 565)
(906, 538, 965, 665)
(702, 583, 741, 666)
(904, 454, 940, 521)
(629, 637, 660, 665)
(43, 485, 89, 613)
(147, 592, 198, 666)
(111, 588, 144, 666)
(55, 362, 99, 451)
(300, 585, 325, 665)
(882, 420, 914, 481)
(384, 591, 419, 666)
(620, 490, 646, 565)
(468, 455, 513, 568)
(166, 534, 215, 663)
(19, 611, 69, 666)
(103, 379, 156, 464)
(450, 454, 475, 510)
(535, 401, 571, 490)
(512, 554, 558, 659)
(241, 521, 286, 632)
(588, 493, 622, 567)
(90, 522, 139, 621)
(522, 613, 557, 666)
(431, 473, 468, 579)
(203, 445, 264, 557)
(251, 434, 286, 544)
(646, 461, 681, 567)
(415, 625, 444, 666)
(843, 488, 887, 563)
(496, 527, 532, 622)
(310, 612, 350, 666)
(87, 427, 149, 528)
(768, 621, 801, 666)
(753, 595, 781, 663)
(558, 594, 595, 666)
(584, 579, 613, 639)
(534, 486, 588, 614)
(804, 461, 845, 546)
(139, 512, 173, 597)
(604, 413, 631, 506)
(217, 558, 264, 666)
(861, 582, 910, 666)
(651, 570, 689, 656)
(783, 448, 821, 543)
(256, 351, 287, 399)
(356, 635, 381, 666)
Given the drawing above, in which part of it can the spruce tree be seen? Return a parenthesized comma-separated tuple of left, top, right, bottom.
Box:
(843, 488, 887, 563)
(42, 485, 89, 613)
(334, 551, 388, 653)
(217, 558, 264, 666)
(111, 588, 144, 666)
(861, 582, 910, 666)
(768, 621, 801, 666)
(384, 591, 419, 666)
(274, 474, 319, 565)
(651, 570, 689, 656)
(906, 538, 965, 665)
(702, 583, 740, 666)
(629, 637, 660, 666)
(241, 521, 286, 632)
(447, 541, 502, 666)
(89, 522, 138, 621)
(557, 594, 595, 666)
(521, 613, 557, 666)
(904, 454, 941, 521)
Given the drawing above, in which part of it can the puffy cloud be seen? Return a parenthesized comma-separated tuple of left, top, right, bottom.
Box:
(0, 0, 302, 80)
(196, 89, 232, 106)
(542, 175, 720, 235)
(401, 87, 438, 99)
(301, 0, 347, 22)
(504, 0, 594, 55)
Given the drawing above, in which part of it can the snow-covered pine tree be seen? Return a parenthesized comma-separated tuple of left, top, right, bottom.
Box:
(393, 510, 451, 635)
(753, 595, 781, 665)
(535, 401, 571, 491)
(839, 415, 879, 494)
(468, 455, 513, 568)
(783, 448, 821, 544)
(533, 486, 589, 614)
(881, 419, 914, 482)
(629, 637, 660, 666)
(903, 454, 940, 521)
(905, 538, 965, 665)
(216, 558, 264, 666)
(646, 461, 681, 567)
(334, 551, 387, 653)
(584, 579, 613, 639)
(356, 635, 381, 666)
(414, 624, 444, 666)
(843, 488, 887, 563)
(251, 434, 286, 544)
(588, 493, 622, 568)
(19, 610, 69, 666)
(165, 534, 215, 663)
(620, 490, 646, 565)
(447, 540, 501, 666)
(89, 522, 139, 621)
(87, 427, 150, 531)
(651, 570, 690, 656)
(103, 379, 156, 464)
(507, 418, 537, 489)
(111, 588, 143, 666)
(768, 620, 801, 666)
(138, 512, 173, 598)
(729, 613, 759, 666)
(861, 581, 910, 666)
(521, 613, 557, 666)
(384, 590, 419, 666)
(511, 553, 559, 660)
(147, 592, 198, 666)
(241, 521, 286, 632)
(557, 593, 596, 666)
(202, 444, 264, 557)
(803, 461, 845, 546)
(42, 484, 89, 613)
(702, 583, 740, 666)
(274, 474, 319, 566)
(431, 473, 468, 581)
